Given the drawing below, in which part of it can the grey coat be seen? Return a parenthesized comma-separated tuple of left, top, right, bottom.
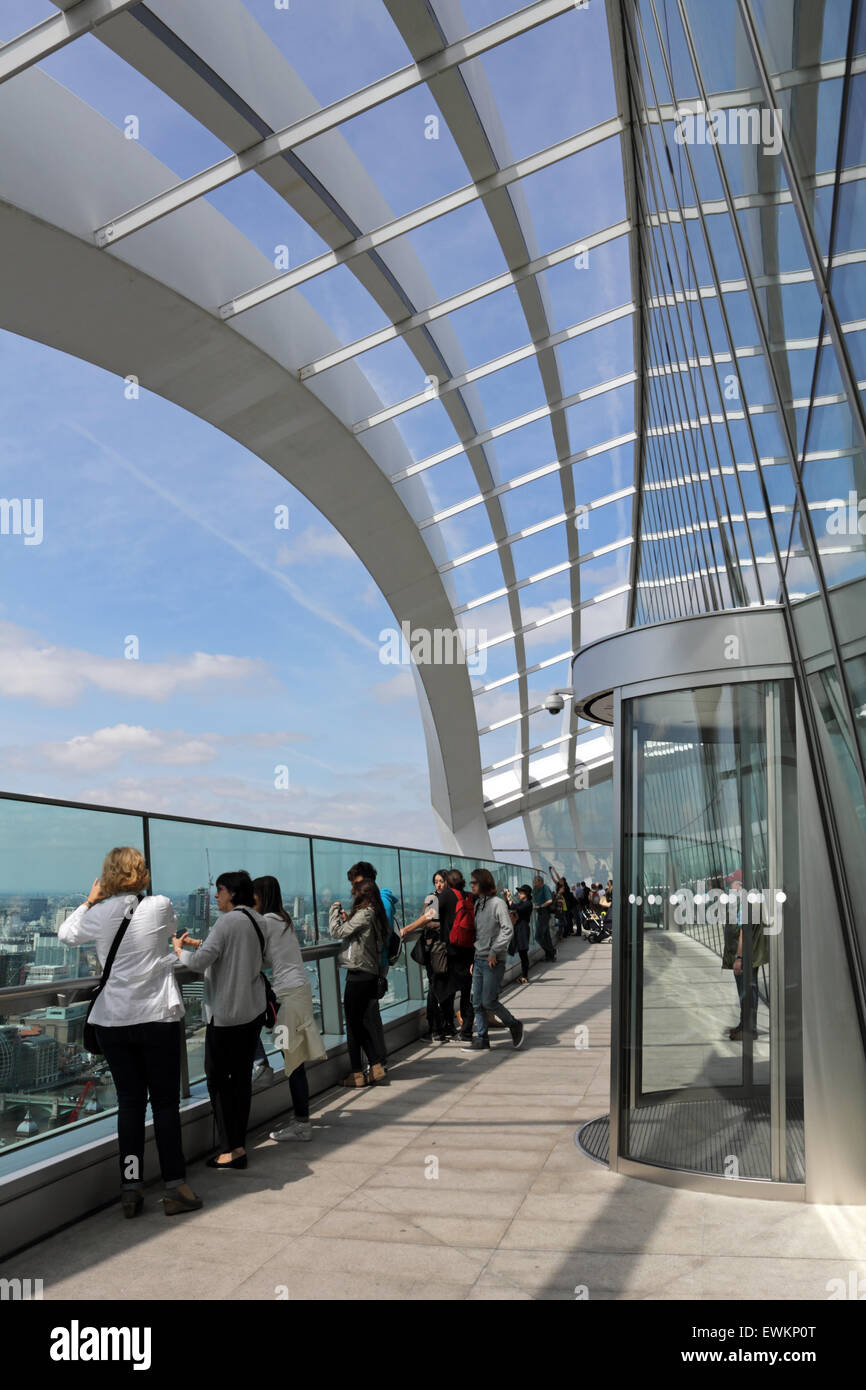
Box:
(329, 903, 384, 974)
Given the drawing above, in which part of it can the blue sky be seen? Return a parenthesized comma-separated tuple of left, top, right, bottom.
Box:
(0, 0, 624, 854)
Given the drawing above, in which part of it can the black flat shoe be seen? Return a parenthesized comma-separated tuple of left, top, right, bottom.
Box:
(162, 1189, 204, 1215)
(206, 1154, 248, 1170)
(121, 1191, 144, 1219)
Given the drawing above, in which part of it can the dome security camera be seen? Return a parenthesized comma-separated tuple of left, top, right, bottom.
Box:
(543, 691, 565, 715)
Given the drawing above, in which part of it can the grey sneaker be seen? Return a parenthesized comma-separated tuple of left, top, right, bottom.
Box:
(252, 1063, 277, 1091)
(270, 1121, 312, 1143)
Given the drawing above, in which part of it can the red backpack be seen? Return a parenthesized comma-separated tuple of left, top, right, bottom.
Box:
(449, 890, 476, 950)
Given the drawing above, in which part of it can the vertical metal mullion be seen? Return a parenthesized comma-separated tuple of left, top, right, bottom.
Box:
(736, 0, 866, 459)
(765, 681, 787, 1179)
(675, 0, 866, 847)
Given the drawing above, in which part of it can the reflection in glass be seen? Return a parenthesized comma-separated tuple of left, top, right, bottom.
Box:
(621, 682, 803, 1182)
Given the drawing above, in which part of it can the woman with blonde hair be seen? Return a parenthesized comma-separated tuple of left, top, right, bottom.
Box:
(59, 847, 202, 1219)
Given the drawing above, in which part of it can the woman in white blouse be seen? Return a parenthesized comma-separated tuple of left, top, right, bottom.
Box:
(59, 847, 202, 1219)
(252, 875, 326, 1143)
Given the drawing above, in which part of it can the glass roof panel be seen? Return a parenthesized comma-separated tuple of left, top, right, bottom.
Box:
(239, 0, 414, 103)
(538, 238, 632, 333)
(479, 725, 524, 771)
(555, 315, 635, 396)
(471, 639, 519, 694)
(0, 1, 55, 39)
(437, 284, 533, 371)
(499, 473, 567, 534)
(347, 334, 439, 409)
(424, 511, 498, 568)
(572, 441, 636, 507)
(484, 417, 558, 487)
(474, 685, 521, 731)
(34, 34, 232, 178)
(440, 551, 510, 609)
(395, 456, 482, 523)
(378, 200, 510, 303)
(292, 264, 392, 344)
(579, 545, 632, 601)
(522, 614, 575, 667)
(460, 600, 514, 647)
(460, 6, 616, 163)
(202, 166, 329, 264)
(369, 397, 461, 464)
(305, 87, 472, 225)
(564, 382, 634, 454)
(464, 357, 548, 431)
(578, 588, 630, 644)
(517, 140, 627, 258)
(518, 571, 573, 626)
(510, 523, 570, 582)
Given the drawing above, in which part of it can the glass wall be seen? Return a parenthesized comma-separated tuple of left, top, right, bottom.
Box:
(0, 794, 529, 1160)
(622, 0, 866, 1081)
(620, 680, 803, 1182)
(0, 797, 146, 1154)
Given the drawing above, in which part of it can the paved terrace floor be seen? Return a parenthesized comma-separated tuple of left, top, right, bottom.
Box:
(5, 936, 866, 1301)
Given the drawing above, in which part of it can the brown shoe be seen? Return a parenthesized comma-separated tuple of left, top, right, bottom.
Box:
(341, 1071, 368, 1088)
(369, 1063, 389, 1086)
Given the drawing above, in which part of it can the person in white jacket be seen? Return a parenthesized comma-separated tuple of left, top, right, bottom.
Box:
(251, 875, 326, 1143)
(59, 846, 202, 1218)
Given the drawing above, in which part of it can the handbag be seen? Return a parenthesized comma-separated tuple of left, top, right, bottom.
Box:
(239, 909, 280, 1029)
(82, 898, 140, 1055)
(429, 938, 449, 976)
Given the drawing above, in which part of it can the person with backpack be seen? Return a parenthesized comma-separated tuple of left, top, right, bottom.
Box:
(251, 876, 327, 1143)
(446, 869, 476, 1042)
(347, 860, 399, 1078)
(173, 870, 267, 1171)
(329, 877, 390, 1087)
(461, 868, 524, 1052)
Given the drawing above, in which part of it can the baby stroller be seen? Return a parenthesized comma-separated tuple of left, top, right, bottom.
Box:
(582, 905, 612, 945)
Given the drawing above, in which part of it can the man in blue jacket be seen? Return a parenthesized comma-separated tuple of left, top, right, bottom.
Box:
(348, 861, 397, 1077)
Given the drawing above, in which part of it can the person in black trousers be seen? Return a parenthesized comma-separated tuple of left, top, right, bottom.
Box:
(174, 870, 266, 1170)
(329, 878, 389, 1087)
(507, 885, 535, 982)
(58, 846, 202, 1218)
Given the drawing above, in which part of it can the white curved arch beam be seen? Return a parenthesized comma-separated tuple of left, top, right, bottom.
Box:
(0, 68, 493, 855)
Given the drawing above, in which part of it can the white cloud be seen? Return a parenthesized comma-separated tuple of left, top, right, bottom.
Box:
(0, 724, 306, 773)
(0, 620, 270, 706)
(276, 529, 355, 567)
(371, 671, 416, 703)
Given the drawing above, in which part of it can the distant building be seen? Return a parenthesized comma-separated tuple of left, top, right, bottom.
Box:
(0, 945, 35, 989)
(187, 887, 210, 941)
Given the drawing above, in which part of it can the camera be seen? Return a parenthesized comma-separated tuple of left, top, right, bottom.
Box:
(543, 691, 565, 715)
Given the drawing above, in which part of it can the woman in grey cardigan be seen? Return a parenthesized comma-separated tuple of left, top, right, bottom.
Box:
(173, 870, 266, 1170)
(329, 877, 389, 1088)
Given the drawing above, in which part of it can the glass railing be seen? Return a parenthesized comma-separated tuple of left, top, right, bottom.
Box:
(0, 791, 530, 1159)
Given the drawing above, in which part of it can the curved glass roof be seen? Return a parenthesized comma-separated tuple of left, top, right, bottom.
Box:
(0, 0, 637, 826)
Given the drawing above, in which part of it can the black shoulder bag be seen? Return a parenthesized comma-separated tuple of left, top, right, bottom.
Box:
(239, 908, 280, 1029)
(83, 898, 140, 1055)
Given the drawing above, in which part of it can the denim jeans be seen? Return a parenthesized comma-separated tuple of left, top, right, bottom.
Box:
(471, 958, 517, 1039)
(735, 971, 759, 1028)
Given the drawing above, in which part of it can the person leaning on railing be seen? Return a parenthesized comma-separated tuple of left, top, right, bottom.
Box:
(58, 846, 203, 1219)
(173, 869, 267, 1171)
(328, 877, 389, 1088)
(251, 874, 327, 1144)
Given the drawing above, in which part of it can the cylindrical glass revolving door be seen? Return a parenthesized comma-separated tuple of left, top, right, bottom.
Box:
(620, 680, 803, 1184)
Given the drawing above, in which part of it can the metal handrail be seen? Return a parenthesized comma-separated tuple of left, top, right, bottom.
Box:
(0, 941, 343, 1015)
